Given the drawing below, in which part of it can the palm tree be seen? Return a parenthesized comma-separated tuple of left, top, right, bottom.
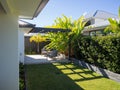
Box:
(30, 33, 46, 53)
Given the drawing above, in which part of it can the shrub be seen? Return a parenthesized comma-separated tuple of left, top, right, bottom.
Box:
(19, 63, 25, 90)
(74, 35, 120, 73)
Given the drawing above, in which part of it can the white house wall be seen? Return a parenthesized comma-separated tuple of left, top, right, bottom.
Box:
(94, 18, 105, 23)
(18, 28, 24, 64)
(90, 18, 95, 24)
(0, 13, 19, 90)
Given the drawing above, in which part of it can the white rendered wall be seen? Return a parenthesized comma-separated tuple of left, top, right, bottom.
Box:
(0, 13, 19, 90)
(90, 18, 95, 24)
(18, 28, 24, 64)
(95, 18, 105, 23)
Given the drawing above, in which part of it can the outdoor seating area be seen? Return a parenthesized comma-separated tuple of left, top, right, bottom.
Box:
(24, 55, 68, 64)
(41, 48, 58, 57)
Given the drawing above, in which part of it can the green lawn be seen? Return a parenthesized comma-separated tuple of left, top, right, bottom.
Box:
(26, 63, 120, 90)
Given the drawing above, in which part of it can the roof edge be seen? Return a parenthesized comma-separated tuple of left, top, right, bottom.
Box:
(19, 20, 36, 28)
(33, 0, 49, 18)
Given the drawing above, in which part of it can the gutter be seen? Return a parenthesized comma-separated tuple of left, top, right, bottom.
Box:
(33, 0, 49, 19)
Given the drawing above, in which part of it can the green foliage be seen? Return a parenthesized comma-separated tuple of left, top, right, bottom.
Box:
(45, 32, 69, 53)
(19, 63, 25, 90)
(51, 15, 73, 29)
(20, 78, 24, 90)
(104, 18, 120, 33)
(72, 16, 86, 35)
(30, 33, 46, 43)
(71, 16, 87, 52)
(74, 35, 120, 73)
(30, 33, 46, 53)
(45, 15, 86, 54)
(104, 7, 120, 34)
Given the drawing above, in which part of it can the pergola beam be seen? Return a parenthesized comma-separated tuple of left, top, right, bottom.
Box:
(29, 27, 71, 33)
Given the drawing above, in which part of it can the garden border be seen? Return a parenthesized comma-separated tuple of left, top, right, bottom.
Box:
(71, 58, 120, 82)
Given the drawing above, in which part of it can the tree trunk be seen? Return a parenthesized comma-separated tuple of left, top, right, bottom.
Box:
(37, 42, 40, 54)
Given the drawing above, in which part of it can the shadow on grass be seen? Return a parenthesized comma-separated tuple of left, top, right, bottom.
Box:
(53, 63, 104, 81)
(26, 63, 84, 90)
(25, 62, 110, 90)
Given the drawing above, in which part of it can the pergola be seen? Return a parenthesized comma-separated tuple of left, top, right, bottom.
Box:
(29, 27, 71, 33)
(29, 27, 72, 60)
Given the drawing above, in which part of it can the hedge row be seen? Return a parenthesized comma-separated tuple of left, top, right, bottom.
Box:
(73, 35, 120, 73)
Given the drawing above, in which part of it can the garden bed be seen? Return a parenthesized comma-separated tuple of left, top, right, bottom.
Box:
(71, 58, 120, 82)
(19, 63, 26, 90)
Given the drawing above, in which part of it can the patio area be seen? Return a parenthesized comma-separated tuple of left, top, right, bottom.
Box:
(24, 55, 69, 64)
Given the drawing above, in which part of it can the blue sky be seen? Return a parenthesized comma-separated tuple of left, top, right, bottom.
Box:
(23, 0, 120, 27)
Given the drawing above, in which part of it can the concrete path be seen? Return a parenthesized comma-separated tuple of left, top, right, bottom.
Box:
(24, 55, 69, 64)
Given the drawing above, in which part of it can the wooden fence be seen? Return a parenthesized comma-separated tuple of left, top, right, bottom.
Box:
(24, 36, 50, 54)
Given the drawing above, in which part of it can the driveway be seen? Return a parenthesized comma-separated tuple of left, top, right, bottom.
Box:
(24, 55, 69, 64)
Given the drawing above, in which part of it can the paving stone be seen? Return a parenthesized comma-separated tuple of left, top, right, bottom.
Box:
(24, 55, 69, 64)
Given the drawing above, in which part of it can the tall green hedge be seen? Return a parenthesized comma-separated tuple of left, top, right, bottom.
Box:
(74, 35, 120, 73)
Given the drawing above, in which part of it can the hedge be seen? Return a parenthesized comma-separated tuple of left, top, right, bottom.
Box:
(73, 35, 120, 74)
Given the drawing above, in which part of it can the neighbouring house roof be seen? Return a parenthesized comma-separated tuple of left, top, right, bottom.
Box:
(84, 20, 109, 31)
(19, 20, 35, 28)
(85, 10, 118, 20)
(29, 27, 71, 33)
(82, 10, 119, 34)
(82, 20, 109, 34)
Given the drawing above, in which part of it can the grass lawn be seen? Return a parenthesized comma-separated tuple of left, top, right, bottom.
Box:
(26, 63, 120, 90)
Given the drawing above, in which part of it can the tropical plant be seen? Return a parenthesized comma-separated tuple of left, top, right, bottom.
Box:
(71, 16, 87, 49)
(51, 15, 73, 29)
(45, 15, 87, 55)
(45, 15, 72, 54)
(72, 16, 86, 35)
(30, 33, 46, 53)
(104, 7, 120, 34)
(45, 32, 69, 53)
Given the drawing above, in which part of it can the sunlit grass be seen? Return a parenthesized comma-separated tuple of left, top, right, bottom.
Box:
(61, 69, 73, 74)
(26, 63, 120, 90)
(53, 63, 120, 90)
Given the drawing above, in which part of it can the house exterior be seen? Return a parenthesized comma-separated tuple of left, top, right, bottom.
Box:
(0, 0, 49, 90)
(19, 20, 35, 64)
(82, 10, 118, 36)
